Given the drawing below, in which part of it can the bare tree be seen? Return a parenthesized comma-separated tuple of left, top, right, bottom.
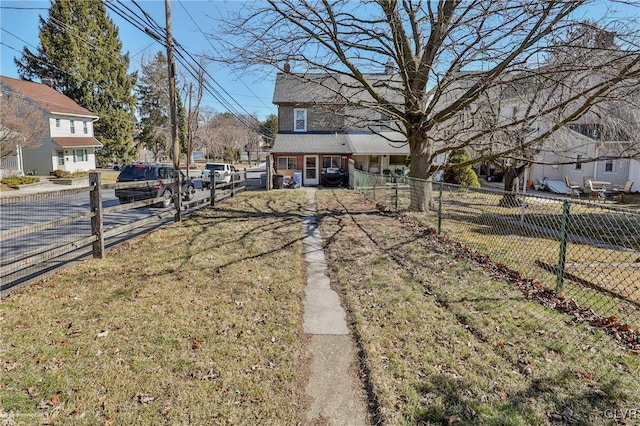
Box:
(0, 90, 49, 160)
(200, 112, 250, 162)
(217, 0, 640, 211)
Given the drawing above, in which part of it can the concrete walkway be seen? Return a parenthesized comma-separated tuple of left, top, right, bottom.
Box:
(301, 188, 370, 425)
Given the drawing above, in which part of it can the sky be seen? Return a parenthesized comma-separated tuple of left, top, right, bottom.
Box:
(0, 0, 277, 121)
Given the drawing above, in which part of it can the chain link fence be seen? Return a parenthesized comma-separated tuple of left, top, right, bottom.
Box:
(354, 170, 640, 332)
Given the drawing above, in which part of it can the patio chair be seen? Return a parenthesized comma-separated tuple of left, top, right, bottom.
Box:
(564, 176, 581, 199)
(587, 179, 607, 202)
(612, 180, 634, 202)
(382, 169, 395, 183)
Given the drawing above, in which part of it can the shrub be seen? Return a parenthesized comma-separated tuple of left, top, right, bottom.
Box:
(50, 169, 69, 178)
(49, 170, 88, 178)
(1, 176, 40, 188)
(443, 149, 480, 187)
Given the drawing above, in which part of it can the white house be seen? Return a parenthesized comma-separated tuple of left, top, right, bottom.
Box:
(0, 76, 101, 175)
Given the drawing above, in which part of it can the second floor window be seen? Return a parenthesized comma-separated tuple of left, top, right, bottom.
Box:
(70, 120, 75, 134)
(55, 118, 61, 128)
(574, 154, 583, 170)
(83, 121, 88, 134)
(294, 108, 307, 132)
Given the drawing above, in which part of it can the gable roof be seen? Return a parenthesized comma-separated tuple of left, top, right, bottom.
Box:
(0, 76, 98, 119)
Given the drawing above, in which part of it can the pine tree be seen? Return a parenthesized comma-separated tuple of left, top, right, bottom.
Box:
(15, 0, 137, 163)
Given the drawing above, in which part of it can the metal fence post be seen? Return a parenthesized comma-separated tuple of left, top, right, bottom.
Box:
(437, 181, 443, 234)
(89, 172, 104, 259)
(395, 182, 398, 210)
(556, 200, 570, 291)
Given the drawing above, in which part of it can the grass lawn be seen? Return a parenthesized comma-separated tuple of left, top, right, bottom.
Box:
(1, 190, 309, 425)
(316, 189, 640, 425)
(2, 189, 639, 425)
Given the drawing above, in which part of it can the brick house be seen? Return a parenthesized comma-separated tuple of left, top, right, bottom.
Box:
(271, 68, 409, 186)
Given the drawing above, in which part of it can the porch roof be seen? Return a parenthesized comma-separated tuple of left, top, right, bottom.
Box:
(52, 137, 103, 148)
(272, 133, 352, 154)
(347, 132, 409, 155)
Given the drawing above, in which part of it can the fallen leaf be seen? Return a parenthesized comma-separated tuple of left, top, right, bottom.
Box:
(135, 393, 155, 404)
(97, 330, 109, 338)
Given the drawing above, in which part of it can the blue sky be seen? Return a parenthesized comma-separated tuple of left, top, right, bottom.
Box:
(0, 0, 277, 121)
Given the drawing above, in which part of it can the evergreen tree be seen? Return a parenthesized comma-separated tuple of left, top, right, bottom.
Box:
(443, 149, 480, 187)
(15, 0, 137, 164)
(177, 96, 188, 156)
(260, 114, 278, 148)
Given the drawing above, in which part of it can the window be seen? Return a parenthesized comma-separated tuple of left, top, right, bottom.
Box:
(55, 118, 61, 128)
(83, 121, 88, 134)
(604, 159, 614, 172)
(389, 155, 407, 165)
(322, 156, 341, 169)
(574, 154, 583, 170)
(277, 157, 297, 170)
(70, 119, 75, 134)
(74, 149, 86, 162)
(57, 151, 64, 166)
(294, 108, 307, 132)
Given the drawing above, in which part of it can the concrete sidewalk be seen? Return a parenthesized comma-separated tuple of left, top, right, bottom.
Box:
(301, 188, 370, 425)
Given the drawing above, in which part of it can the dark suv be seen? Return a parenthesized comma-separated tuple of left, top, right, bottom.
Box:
(115, 164, 195, 208)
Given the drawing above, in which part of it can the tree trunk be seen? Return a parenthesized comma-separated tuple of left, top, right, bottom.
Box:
(408, 135, 435, 212)
(498, 164, 526, 207)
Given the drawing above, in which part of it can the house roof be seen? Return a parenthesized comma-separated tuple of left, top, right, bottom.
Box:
(348, 132, 409, 155)
(52, 137, 103, 148)
(272, 133, 352, 154)
(273, 72, 404, 105)
(0, 76, 98, 119)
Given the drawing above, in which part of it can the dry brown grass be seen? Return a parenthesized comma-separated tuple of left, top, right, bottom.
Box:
(316, 189, 640, 425)
(3, 188, 640, 425)
(0, 190, 309, 425)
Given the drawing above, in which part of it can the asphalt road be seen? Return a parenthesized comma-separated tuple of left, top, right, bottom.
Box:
(0, 185, 214, 293)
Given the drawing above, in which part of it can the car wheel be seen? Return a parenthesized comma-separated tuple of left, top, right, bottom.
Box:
(157, 189, 173, 208)
(183, 185, 195, 201)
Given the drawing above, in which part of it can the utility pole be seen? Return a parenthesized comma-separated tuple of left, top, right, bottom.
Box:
(165, 0, 181, 220)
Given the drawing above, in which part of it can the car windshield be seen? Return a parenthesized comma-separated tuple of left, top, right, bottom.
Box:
(206, 164, 225, 171)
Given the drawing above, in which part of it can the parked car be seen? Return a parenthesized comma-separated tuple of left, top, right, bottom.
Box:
(202, 163, 237, 187)
(115, 164, 195, 208)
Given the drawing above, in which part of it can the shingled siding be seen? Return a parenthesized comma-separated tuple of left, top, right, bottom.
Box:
(278, 105, 346, 132)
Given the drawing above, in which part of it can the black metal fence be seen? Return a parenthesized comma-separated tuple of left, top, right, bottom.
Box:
(0, 171, 253, 295)
(354, 170, 640, 330)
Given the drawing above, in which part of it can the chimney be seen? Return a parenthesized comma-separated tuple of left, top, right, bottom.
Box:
(384, 59, 394, 75)
(41, 78, 56, 88)
(283, 61, 291, 73)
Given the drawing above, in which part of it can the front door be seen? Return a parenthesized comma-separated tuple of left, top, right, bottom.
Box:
(304, 155, 319, 186)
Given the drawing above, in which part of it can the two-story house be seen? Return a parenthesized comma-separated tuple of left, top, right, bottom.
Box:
(271, 67, 410, 186)
(0, 76, 101, 175)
